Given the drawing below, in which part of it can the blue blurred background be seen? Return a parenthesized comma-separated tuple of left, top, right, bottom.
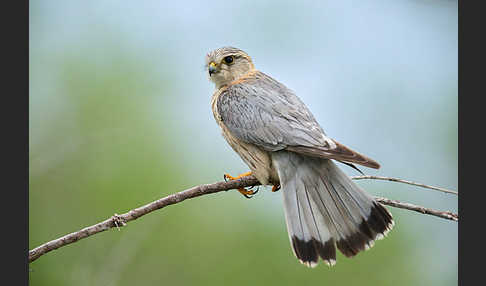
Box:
(29, 1, 457, 285)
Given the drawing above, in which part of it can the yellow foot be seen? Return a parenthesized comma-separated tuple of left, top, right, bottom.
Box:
(223, 171, 252, 181)
(223, 171, 258, 199)
(271, 184, 281, 192)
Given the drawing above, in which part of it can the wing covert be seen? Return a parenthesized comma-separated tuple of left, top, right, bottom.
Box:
(217, 71, 380, 169)
(217, 72, 329, 152)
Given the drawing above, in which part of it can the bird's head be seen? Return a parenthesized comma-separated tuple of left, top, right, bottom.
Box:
(205, 47, 255, 89)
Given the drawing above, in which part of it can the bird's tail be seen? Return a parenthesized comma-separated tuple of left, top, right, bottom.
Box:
(272, 151, 394, 267)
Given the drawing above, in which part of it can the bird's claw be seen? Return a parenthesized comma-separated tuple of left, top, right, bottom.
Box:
(223, 171, 257, 198)
(238, 185, 259, 199)
(241, 186, 259, 199)
(271, 184, 281, 192)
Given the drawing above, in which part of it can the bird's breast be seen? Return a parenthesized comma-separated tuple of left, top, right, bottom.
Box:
(210, 89, 278, 185)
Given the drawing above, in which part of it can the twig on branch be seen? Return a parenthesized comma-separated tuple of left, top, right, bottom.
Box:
(351, 175, 458, 195)
(28, 175, 458, 263)
(374, 197, 458, 221)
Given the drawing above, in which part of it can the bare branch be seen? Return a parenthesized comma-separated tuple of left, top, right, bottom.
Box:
(28, 176, 259, 263)
(351, 175, 458, 195)
(29, 175, 458, 263)
(374, 197, 458, 221)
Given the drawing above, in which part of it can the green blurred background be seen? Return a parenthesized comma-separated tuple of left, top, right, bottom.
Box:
(29, 1, 457, 285)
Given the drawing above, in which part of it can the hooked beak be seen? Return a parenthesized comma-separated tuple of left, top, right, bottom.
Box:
(208, 62, 217, 76)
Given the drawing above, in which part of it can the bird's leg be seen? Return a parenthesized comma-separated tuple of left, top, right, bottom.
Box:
(271, 184, 281, 192)
(223, 171, 258, 198)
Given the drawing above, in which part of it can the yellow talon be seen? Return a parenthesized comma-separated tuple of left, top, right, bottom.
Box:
(238, 188, 258, 196)
(223, 171, 257, 198)
(223, 171, 252, 181)
(271, 184, 281, 192)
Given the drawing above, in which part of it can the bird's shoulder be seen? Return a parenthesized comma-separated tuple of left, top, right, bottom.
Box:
(221, 70, 290, 96)
(217, 70, 305, 115)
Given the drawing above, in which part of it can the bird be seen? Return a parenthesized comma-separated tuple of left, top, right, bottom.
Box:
(205, 46, 394, 267)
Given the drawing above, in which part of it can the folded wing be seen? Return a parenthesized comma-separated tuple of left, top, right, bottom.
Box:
(218, 71, 380, 169)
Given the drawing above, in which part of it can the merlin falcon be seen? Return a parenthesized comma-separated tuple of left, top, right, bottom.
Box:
(205, 46, 394, 267)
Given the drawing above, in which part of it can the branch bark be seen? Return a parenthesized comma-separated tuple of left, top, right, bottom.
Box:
(28, 175, 458, 263)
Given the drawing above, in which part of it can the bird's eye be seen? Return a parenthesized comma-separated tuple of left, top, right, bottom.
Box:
(224, 56, 234, 64)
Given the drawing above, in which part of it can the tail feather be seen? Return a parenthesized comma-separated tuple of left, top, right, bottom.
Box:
(273, 151, 394, 267)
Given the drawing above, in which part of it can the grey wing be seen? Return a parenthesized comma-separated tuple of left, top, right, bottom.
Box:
(218, 73, 380, 169)
(218, 76, 329, 151)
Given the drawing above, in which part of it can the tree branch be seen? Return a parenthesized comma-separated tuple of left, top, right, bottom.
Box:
(28, 175, 458, 263)
(351, 175, 458, 195)
(374, 197, 458, 221)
